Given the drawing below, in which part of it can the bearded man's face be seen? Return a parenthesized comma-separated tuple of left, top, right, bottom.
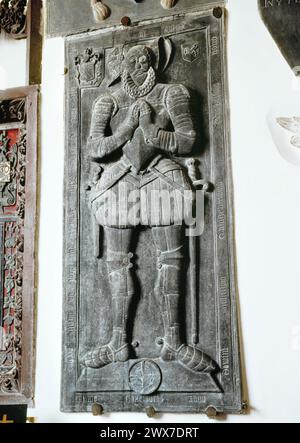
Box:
(124, 46, 151, 86)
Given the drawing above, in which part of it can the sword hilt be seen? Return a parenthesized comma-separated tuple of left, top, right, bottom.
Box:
(186, 158, 211, 192)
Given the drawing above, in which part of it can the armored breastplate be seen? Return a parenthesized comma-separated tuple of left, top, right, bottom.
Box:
(123, 129, 157, 173)
(113, 84, 170, 172)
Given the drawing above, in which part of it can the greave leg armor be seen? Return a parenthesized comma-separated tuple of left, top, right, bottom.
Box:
(152, 225, 217, 373)
(83, 228, 134, 368)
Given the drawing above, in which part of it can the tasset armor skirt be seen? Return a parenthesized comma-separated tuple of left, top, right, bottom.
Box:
(90, 155, 194, 228)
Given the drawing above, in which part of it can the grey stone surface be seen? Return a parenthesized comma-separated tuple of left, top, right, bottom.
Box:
(77, 360, 221, 393)
(258, 0, 300, 72)
(61, 8, 242, 415)
(47, 0, 225, 37)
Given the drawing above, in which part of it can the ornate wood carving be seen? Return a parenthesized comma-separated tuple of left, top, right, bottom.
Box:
(0, 0, 28, 38)
(0, 86, 38, 406)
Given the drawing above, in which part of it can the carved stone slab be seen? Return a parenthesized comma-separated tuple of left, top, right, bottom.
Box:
(46, 0, 225, 37)
(62, 8, 242, 415)
(0, 86, 38, 405)
(258, 0, 300, 72)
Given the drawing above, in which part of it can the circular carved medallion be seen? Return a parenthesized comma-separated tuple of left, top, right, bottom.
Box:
(129, 360, 162, 395)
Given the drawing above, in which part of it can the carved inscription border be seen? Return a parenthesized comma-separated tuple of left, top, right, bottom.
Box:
(62, 10, 242, 414)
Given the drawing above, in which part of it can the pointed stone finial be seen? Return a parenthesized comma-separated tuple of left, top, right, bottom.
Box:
(161, 0, 177, 9)
(90, 0, 110, 22)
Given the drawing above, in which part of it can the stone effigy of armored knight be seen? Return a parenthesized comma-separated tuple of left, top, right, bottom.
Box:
(81, 42, 217, 374)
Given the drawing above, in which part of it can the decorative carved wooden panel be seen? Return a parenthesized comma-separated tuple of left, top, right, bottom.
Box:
(0, 0, 28, 38)
(0, 86, 38, 405)
(61, 7, 243, 415)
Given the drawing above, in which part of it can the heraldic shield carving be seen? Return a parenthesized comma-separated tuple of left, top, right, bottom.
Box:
(62, 8, 243, 415)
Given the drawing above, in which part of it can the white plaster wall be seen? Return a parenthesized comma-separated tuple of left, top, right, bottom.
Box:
(0, 35, 26, 89)
(1, 0, 300, 423)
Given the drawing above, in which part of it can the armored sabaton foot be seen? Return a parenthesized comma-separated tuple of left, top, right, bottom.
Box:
(152, 229, 218, 374)
(161, 339, 217, 373)
(83, 244, 135, 369)
(82, 337, 130, 369)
